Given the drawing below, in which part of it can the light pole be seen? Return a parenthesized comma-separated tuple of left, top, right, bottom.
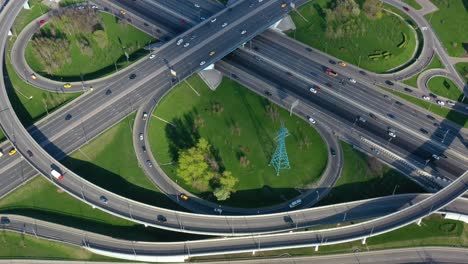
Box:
(392, 184, 399, 195)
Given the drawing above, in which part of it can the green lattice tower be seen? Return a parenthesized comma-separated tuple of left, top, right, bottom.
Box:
(269, 126, 290, 176)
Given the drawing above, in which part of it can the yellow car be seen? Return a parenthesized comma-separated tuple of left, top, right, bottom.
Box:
(281, 3, 287, 8)
(120, 10, 126, 15)
(338, 61, 347, 67)
(8, 148, 17, 156)
(209, 51, 216, 56)
(63, 83, 72, 89)
(179, 193, 189, 201)
(30, 73, 37, 80)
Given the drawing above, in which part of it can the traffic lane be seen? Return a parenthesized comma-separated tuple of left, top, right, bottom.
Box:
(224, 53, 465, 179)
(250, 35, 468, 148)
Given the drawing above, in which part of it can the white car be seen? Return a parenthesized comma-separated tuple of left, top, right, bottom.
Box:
(349, 78, 356, 84)
(432, 154, 440, 160)
(139, 133, 144, 141)
(446, 100, 455, 106)
(309, 87, 317, 94)
(142, 112, 148, 120)
(308, 117, 316, 124)
(194, 3, 200, 8)
(210, 18, 217, 23)
(422, 95, 430, 101)
(200, 61, 206, 66)
(388, 132, 396, 138)
(183, 42, 190, 48)
(436, 100, 445, 106)
(222, 22, 228, 27)
(176, 38, 183, 46)
(91, 5, 98, 9)
(149, 54, 156, 60)
(240, 30, 247, 35)
(214, 208, 222, 214)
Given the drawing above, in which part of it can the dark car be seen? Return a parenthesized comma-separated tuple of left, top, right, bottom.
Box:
(106, 89, 112, 95)
(369, 113, 377, 120)
(427, 115, 435, 120)
(330, 148, 336, 157)
(157, 214, 167, 223)
(325, 82, 332, 87)
(27, 150, 33, 157)
(387, 113, 395, 119)
(395, 101, 403, 106)
(403, 88, 413, 93)
(283, 215, 293, 224)
(264, 90, 272, 96)
(305, 47, 312, 52)
(65, 114, 72, 120)
(142, 146, 147, 153)
(329, 59, 336, 65)
(100, 196, 108, 204)
(286, 72, 293, 77)
(403, 6, 410, 11)
(0, 217, 10, 225)
(429, 93, 437, 98)
(129, 73, 137, 79)
(420, 128, 429, 134)
(385, 80, 394, 86)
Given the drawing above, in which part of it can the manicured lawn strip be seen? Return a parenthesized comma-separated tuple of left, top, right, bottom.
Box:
(192, 215, 467, 261)
(289, 0, 417, 73)
(317, 142, 424, 206)
(427, 76, 467, 103)
(61, 114, 186, 211)
(385, 88, 468, 128)
(149, 76, 328, 208)
(402, 0, 422, 10)
(12, 0, 50, 33)
(26, 12, 157, 81)
(59, 0, 87, 7)
(455, 62, 468, 83)
(0, 231, 114, 261)
(5, 47, 81, 128)
(403, 54, 444, 88)
(425, 0, 468, 57)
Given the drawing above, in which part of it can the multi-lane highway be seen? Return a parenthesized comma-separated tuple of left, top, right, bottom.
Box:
(0, 0, 467, 261)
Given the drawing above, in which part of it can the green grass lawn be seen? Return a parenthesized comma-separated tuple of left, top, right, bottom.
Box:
(427, 76, 467, 103)
(5, 46, 81, 129)
(402, 0, 422, 10)
(385, 88, 468, 128)
(317, 142, 424, 206)
(193, 214, 468, 261)
(455, 62, 468, 83)
(0, 114, 202, 242)
(403, 54, 444, 88)
(425, 0, 468, 57)
(26, 12, 156, 81)
(0, 231, 113, 261)
(148, 76, 328, 208)
(289, 0, 417, 73)
(61, 113, 185, 211)
(12, 0, 50, 33)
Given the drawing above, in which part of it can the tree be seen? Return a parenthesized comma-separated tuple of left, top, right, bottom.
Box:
(213, 171, 238, 201)
(363, 0, 383, 20)
(177, 139, 214, 191)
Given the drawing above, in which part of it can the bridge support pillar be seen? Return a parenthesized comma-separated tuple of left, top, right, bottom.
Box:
(8, 30, 13, 36)
(416, 218, 422, 226)
(199, 64, 222, 91)
(252, 251, 256, 255)
(23, 0, 30, 9)
(314, 245, 319, 251)
(361, 237, 366, 244)
(269, 15, 296, 32)
(144, 224, 148, 227)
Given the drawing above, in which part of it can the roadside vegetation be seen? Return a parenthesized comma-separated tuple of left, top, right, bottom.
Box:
(12, 0, 50, 33)
(402, 54, 444, 88)
(26, 9, 156, 81)
(289, 0, 417, 73)
(193, 214, 468, 261)
(425, 0, 468, 57)
(385, 88, 468, 128)
(0, 115, 202, 242)
(318, 142, 424, 205)
(427, 76, 467, 104)
(455, 62, 468, 83)
(148, 76, 328, 207)
(0, 231, 113, 261)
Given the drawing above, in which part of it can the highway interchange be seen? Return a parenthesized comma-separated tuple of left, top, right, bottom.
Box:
(2, 0, 466, 262)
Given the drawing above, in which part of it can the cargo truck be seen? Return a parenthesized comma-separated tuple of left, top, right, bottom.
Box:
(51, 169, 63, 180)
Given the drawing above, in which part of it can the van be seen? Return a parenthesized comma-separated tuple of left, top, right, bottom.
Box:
(289, 199, 302, 208)
(51, 169, 64, 180)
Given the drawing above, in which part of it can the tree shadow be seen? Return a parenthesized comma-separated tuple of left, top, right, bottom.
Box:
(164, 111, 199, 162)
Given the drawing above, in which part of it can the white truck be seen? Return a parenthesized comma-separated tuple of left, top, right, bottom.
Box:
(51, 169, 63, 180)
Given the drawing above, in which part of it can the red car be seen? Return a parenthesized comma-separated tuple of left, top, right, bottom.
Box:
(180, 18, 187, 24)
(39, 19, 46, 25)
(403, 6, 409, 11)
(325, 68, 338, 77)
